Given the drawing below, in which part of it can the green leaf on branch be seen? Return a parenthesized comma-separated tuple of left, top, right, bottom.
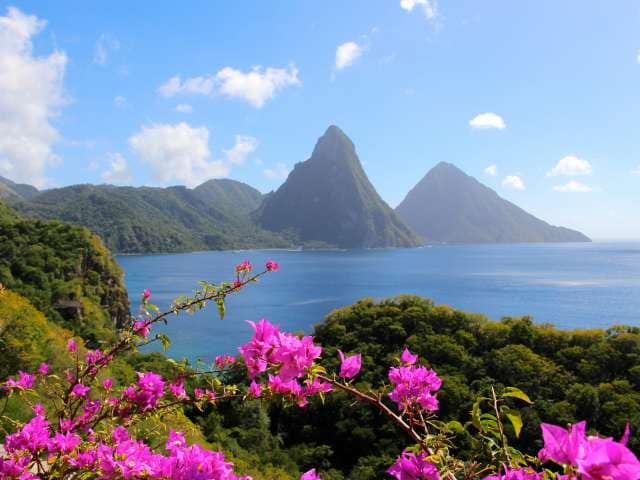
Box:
(502, 407, 523, 438)
(502, 387, 533, 404)
(157, 334, 171, 351)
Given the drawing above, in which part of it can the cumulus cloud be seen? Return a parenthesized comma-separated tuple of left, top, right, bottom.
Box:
(469, 112, 506, 130)
(0, 7, 68, 188)
(400, 0, 438, 21)
(175, 103, 193, 113)
(553, 180, 594, 193)
(129, 122, 229, 187)
(158, 65, 300, 109)
(93, 33, 119, 66)
(547, 155, 593, 176)
(224, 135, 258, 165)
(484, 164, 498, 176)
(101, 152, 132, 183)
(502, 175, 525, 190)
(216, 65, 300, 108)
(263, 162, 290, 181)
(335, 41, 362, 70)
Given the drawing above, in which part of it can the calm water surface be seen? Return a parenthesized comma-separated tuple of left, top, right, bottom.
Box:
(117, 242, 640, 362)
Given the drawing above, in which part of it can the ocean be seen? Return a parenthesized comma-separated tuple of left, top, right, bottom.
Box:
(117, 242, 640, 362)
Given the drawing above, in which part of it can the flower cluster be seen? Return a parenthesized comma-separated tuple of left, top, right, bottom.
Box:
(538, 421, 640, 479)
(238, 318, 330, 406)
(387, 451, 440, 480)
(388, 348, 441, 412)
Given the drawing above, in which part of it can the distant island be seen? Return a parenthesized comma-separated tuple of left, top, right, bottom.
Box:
(1, 127, 589, 253)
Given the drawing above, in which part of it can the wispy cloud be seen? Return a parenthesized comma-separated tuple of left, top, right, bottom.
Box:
(553, 180, 595, 193)
(484, 165, 498, 176)
(224, 135, 258, 165)
(263, 162, 289, 181)
(93, 34, 120, 66)
(335, 41, 362, 71)
(400, 0, 438, 22)
(101, 153, 132, 183)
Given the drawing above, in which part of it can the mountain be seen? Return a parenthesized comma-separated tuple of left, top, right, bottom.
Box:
(395, 162, 590, 243)
(12, 181, 290, 254)
(0, 175, 39, 202)
(257, 126, 423, 248)
(193, 178, 264, 216)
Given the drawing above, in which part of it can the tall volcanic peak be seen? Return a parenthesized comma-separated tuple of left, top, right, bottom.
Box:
(257, 126, 422, 248)
(396, 162, 590, 244)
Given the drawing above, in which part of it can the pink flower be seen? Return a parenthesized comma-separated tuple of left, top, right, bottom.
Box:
(235, 260, 252, 274)
(71, 383, 91, 397)
(4, 370, 35, 390)
(388, 364, 442, 412)
(300, 468, 321, 480)
(169, 380, 188, 399)
(102, 378, 113, 390)
(215, 354, 236, 368)
(142, 288, 151, 300)
(38, 362, 49, 375)
(67, 338, 77, 353)
(248, 380, 262, 398)
(401, 348, 418, 365)
(5, 414, 51, 453)
(133, 320, 151, 337)
(32, 403, 45, 416)
(387, 451, 440, 480)
(338, 350, 362, 379)
(266, 259, 280, 272)
(539, 421, 640, 480)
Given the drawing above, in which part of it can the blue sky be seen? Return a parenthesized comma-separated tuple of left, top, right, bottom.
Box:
(1, 1, 639, 239)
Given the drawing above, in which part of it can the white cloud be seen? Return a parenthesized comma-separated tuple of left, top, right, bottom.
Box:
(553, 180, 594, 193)
(158, 65, 300, 109)
(93, 33, 119, 66)
(129, 122, 229, 187)
(547, 155, 593, 176)
(224, 135, 258, 165)
(0, 7, 68, 188)
(175, 103, 193, 113)
(114, 95, 126, 107)
(216, 65, 300, 108)
(263, 162, 289, 181)
(502, 175, 525, 190)
(631, 165, 640, 175)
(469, 112, 506, 130)
(484, 164, 498, 176)
(158, 75, 215, 97)
(400, 0, 438, 21)
(101, 152, 132, 183)
(637, 50, 640, 64)
(335, 41, 362, 70)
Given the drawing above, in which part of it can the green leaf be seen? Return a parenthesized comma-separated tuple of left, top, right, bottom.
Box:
(157, 333, 171, 351)
(471, 400, 483, 432)
(502, 387, 533, 404)
(503, 409, 523, 438)
(216, 297, 225, 320)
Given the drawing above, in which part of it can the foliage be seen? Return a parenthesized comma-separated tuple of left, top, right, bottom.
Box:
(0, 205, 129, 346)
(11, 181, 292, 254)
(267, 296, 640, 478)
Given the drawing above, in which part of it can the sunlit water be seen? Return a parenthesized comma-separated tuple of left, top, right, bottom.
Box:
(117, 242, 640, 362)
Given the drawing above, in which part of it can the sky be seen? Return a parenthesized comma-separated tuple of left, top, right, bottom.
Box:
(0, 1, 639, 240)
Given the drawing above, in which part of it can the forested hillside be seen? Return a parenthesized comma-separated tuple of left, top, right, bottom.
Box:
(10, 181, 292, 254)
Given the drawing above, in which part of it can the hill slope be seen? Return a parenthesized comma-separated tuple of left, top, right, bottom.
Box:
(0, 175, 39, 202)
(396, 162, 590, 243)
(12, 181, 290, 253)
(257, 126, 422, 248)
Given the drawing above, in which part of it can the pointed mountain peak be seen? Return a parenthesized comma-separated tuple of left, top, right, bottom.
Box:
(311, 125, 356, 159)
(429, 162, 467, 176)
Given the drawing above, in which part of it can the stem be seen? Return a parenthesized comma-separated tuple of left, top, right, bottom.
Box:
(318, 375, 428, 452)
(491, 385, 511, 467)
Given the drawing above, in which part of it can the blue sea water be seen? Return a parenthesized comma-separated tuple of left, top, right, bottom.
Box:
(117, 242, 640, 362)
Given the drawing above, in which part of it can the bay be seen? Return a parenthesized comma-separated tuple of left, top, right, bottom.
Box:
(117, 242, 640, 362)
